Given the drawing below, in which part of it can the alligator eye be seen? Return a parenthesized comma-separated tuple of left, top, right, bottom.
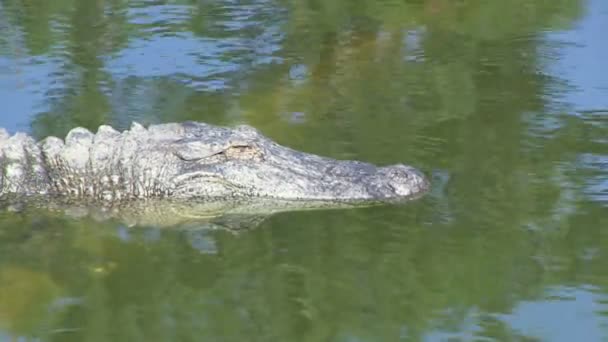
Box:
(223, 144, 263, 160)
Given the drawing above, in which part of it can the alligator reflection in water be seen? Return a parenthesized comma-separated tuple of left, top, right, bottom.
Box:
(1, 196, 388, 231)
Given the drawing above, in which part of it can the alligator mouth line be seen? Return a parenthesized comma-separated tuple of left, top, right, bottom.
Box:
(173, 172, 250, 195)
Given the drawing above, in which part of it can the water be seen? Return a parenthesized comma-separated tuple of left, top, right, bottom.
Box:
(0, 0, 607, 340)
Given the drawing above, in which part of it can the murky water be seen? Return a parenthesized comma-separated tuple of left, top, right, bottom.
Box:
(0, 0, 607, 340)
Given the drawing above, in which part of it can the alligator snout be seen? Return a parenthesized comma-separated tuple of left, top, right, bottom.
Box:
(366, 164, 430, 200)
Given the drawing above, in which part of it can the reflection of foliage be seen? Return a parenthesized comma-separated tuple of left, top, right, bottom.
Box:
(1, 0, 583, 138)
(0, 267, 62, 335)
(0, 0, 605, 340)
(1, 201, 607, 340)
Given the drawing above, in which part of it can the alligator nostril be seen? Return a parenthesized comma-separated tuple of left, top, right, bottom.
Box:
(376, 164, 430, 198)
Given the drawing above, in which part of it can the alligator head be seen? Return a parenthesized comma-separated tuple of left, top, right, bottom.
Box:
(158, 121, 429, 203)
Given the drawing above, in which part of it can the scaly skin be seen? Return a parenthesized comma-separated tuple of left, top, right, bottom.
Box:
(0, 121, 430, 204)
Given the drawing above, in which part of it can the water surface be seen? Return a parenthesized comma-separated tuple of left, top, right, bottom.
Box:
(0, 0, 607, 340)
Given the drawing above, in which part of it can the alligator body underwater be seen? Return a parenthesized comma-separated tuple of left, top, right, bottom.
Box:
(0, 121, 429, 225)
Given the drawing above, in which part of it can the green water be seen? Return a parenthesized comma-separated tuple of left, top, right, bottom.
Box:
(1, 0, 607, 340)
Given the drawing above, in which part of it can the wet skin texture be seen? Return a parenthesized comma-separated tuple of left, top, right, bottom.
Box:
(0, 121, 429, 205)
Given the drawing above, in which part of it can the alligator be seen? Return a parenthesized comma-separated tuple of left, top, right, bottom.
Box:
(0, 121, 429, 225)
